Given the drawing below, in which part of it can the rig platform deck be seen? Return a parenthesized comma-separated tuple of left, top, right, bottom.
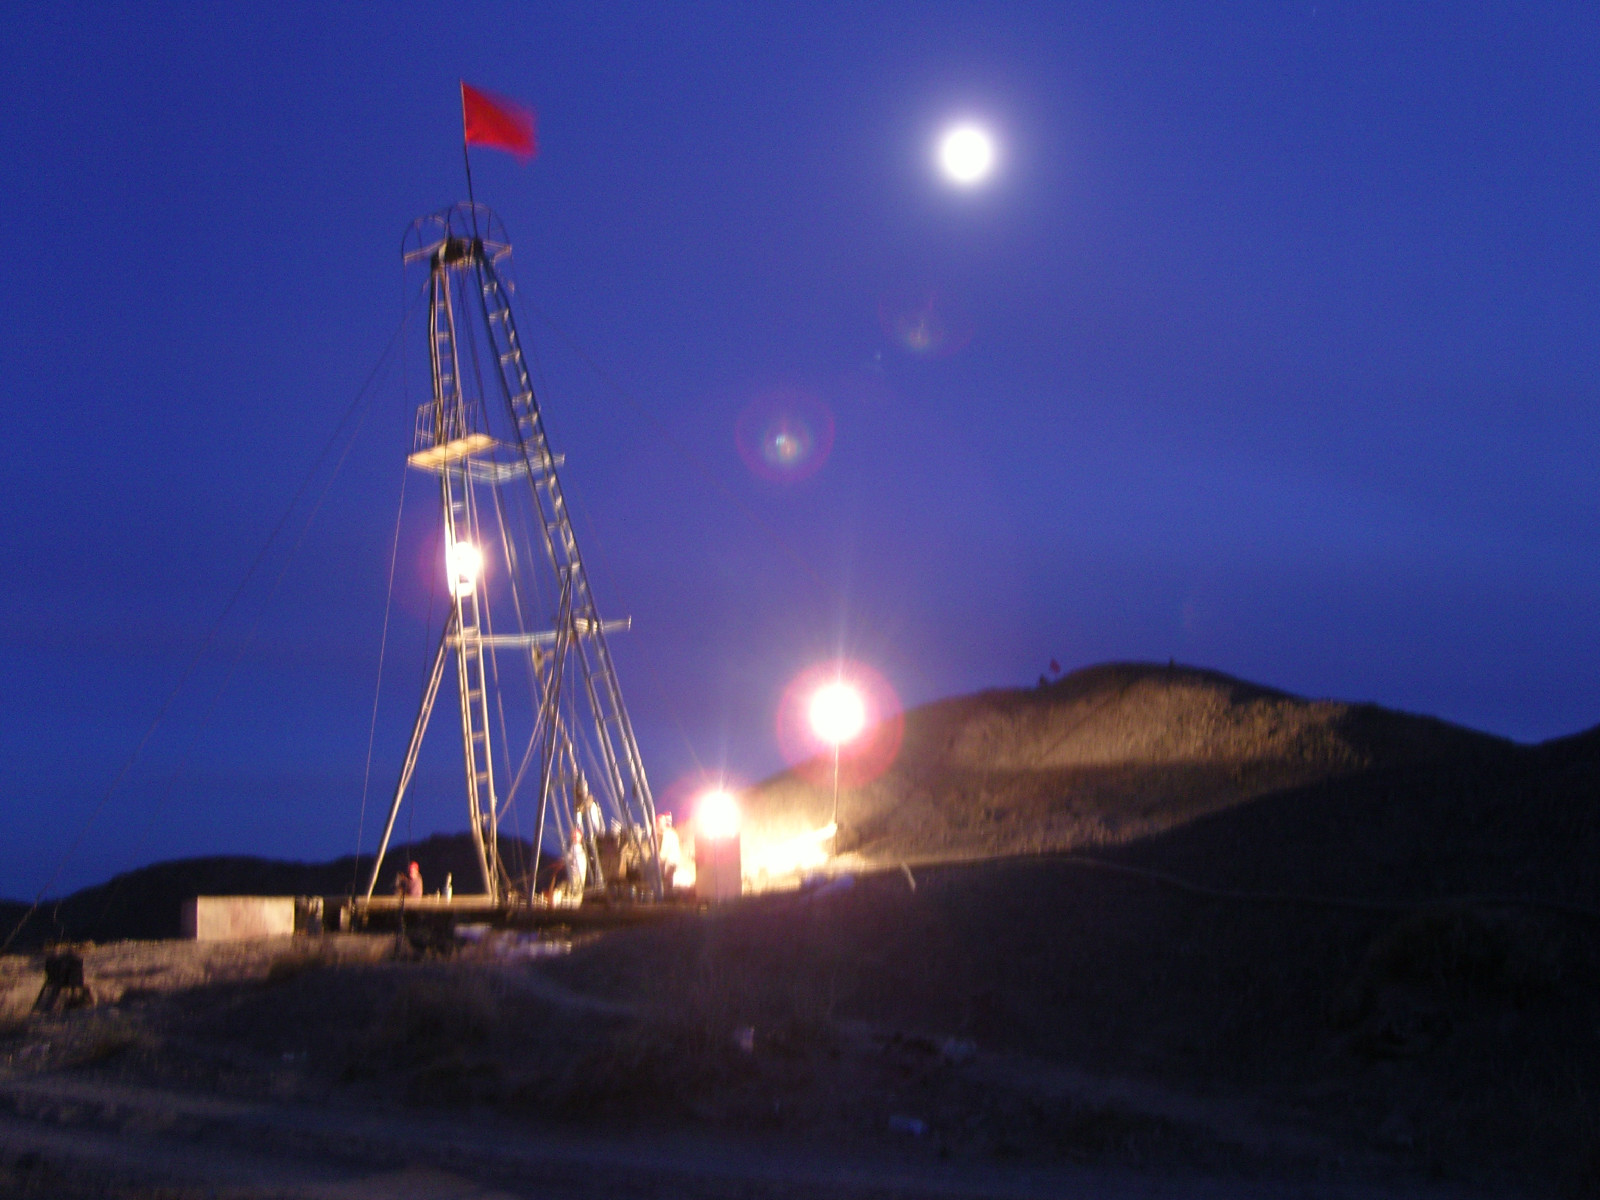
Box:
(334, 892, 696, 934)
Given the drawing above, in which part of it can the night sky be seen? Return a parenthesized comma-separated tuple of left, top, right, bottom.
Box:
(4, 3, 1598, 895)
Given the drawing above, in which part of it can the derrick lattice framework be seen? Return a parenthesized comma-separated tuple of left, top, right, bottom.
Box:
(365, 204, 660, 903)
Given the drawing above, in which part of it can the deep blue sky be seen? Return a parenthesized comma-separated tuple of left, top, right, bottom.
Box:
(4, 3, 1598, 894)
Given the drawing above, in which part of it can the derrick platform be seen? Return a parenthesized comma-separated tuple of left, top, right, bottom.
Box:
(333, 892, 696, 935)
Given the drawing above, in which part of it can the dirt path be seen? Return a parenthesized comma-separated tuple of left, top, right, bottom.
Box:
(0, 1073, 1500, 1200)
(955, 1049, 1336, 1164)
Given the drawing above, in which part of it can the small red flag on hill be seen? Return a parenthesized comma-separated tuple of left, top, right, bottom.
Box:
(461, 82, 537, 160)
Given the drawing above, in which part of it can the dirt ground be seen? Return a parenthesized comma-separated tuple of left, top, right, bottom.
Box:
(0, 892, 1565, 1199)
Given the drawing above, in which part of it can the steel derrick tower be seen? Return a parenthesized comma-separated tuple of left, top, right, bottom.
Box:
(365, 204, 660, 903)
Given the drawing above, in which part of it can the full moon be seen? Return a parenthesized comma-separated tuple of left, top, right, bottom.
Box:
(938, 123, 996, 185)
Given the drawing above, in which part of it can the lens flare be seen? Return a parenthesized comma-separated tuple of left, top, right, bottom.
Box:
(878, 291, 973, 358)
(777, 661, 904, 788)
(764, 418, 813, 468)
(735, 388, 835, 482)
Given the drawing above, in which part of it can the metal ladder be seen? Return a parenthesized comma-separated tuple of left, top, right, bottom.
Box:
(433, 263, 500, 899)
(476, 260, 662, 890)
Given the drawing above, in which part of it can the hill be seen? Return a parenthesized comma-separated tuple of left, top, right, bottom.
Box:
(1, 832, 532, 948)
(541, 679, 1600, 1188)
(739, 662, 1508, 882)
(0, 662, 1544, 939)
(3, 662, 1598, 1190)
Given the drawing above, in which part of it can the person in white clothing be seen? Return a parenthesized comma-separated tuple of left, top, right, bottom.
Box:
(566, 825, 588, 893)
(545, 825, 588, 905)
(576, 777, 603, 843)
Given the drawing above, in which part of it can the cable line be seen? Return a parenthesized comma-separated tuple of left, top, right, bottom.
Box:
(350, 463, 411, 897)
(3, 281, 425, 953)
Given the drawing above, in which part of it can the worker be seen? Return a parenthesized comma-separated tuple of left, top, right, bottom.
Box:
(564, 825, 588, 899)
(575, 777, 604, 883)
(403, 861, 423, 899)
(576, 776, 603, 841)
(545, 825, 588, 905)
(656, 812, 680, 892)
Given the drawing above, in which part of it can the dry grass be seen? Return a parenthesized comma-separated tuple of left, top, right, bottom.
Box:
(262, 942, 340, 986)
(1359, 904, 1563, 1002)
(0, 974, 34, 1037)
(343, 970, 514, 1103)
(58, 1018, 142, 1070)
(61, 1029, 139, 1069)
(0, 956, 41, 1021)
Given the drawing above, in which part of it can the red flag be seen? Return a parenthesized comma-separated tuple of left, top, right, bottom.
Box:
(461, 82, 537, 160)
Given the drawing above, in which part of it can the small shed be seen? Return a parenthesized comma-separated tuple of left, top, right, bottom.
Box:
(181, 896, 296, 941)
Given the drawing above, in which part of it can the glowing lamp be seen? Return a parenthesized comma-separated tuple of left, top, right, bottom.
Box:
(938, 123, 996, 185)
(447, 541, 483, 597)
(695, 788, 741, 841)
(809, 682, 866, 747)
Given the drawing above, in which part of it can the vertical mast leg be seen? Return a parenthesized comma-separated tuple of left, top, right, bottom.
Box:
(364, 618, 452, 901)
(444, 464, 499, 900)
(529, 577, 573, 899)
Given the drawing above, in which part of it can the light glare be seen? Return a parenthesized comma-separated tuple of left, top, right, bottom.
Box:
(696, 789, 741, 841)
(809, 682, 867, 746)
(447, 541, 483, 597)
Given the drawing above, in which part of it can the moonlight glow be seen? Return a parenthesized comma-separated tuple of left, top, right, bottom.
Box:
(938, 123, 996, 185)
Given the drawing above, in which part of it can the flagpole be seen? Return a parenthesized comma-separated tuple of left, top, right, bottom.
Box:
(460, 82, 480, 240)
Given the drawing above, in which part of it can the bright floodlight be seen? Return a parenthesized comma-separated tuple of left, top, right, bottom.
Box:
(809, 681, 867, 747)
(696, 788, 741, 841)
(446, 541, 483, 597)
(938, 123, 995, 185)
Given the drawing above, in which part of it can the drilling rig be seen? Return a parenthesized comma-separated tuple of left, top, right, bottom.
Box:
(361, 204, 661, 909)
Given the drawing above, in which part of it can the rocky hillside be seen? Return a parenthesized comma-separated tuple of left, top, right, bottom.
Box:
(740, 662, 1506, 881)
